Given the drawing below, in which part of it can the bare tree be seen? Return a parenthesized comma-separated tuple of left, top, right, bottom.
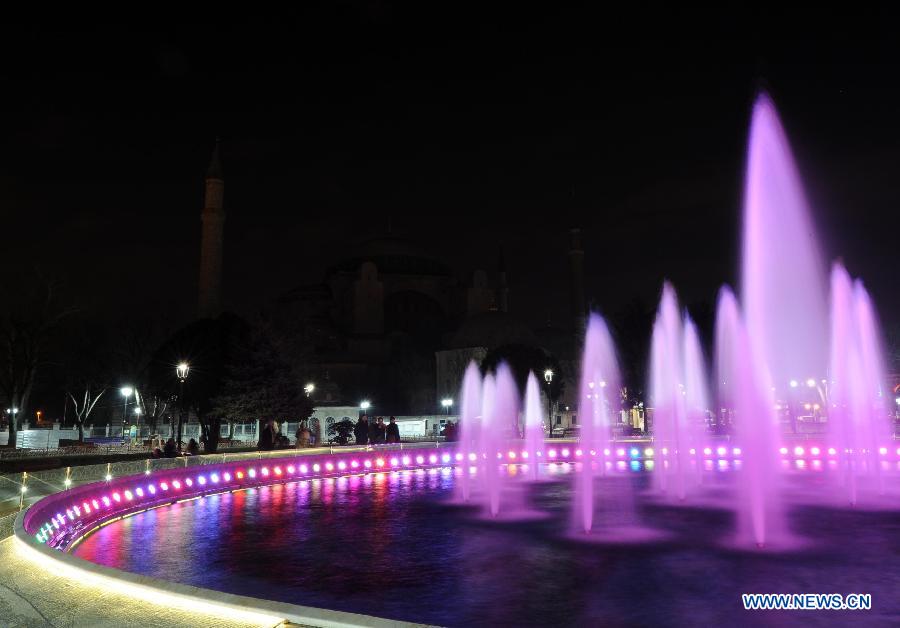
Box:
(0, 274, 74, 448)
(68, 386, 106, 443)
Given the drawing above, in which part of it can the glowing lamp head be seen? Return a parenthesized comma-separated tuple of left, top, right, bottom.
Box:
(789, 380, 799, 388)
(794, 446, 804, 456)
(120, 386, 133, 398)
(416, 455, 425, 464)
(176, 363, 189, 380)
(360, 400, 371, 410)
(429, 455, 438, 464)
(779, 447, 788, 455)
(364, 460, 372, 468)
(806, 378, 816, 388)
(716, 447, 726, 456)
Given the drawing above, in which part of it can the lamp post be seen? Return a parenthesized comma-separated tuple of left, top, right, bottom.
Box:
(360, 400, 371, 412)
(120, 387, 133, 439)
(304, 383, 315, 398)
(544, 369, 554, 438)
(441, 398, 453, 415)
(133, 406, 142, 443)
(176, 363, 189, 449)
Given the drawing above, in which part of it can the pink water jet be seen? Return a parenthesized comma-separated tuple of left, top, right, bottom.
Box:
(575, 313, 621, 534)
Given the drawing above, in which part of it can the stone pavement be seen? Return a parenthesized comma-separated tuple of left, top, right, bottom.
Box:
(0, 537, 283, 628)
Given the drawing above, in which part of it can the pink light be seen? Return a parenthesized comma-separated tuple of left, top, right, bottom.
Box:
(574, 449, 582, 457)
(716, 447, 726, 456)
(312, 464, 321, 472)
(391, 458, 400, 467)
(135, 488, 144, 497)
(351, 460, 359, 468)
(429, 454, 438, 464)
(616, 448, 625, 457)
(827, 447, 836, 456)
(732, 447, 742, 456)
(661, 448, 668, 455)
(248, 469, 256, 478)
(82, 502, 90, 512)
(510, 451, 519, 459)
(442, 454, 451, 463)
(810, 447, 820, 456)
(338, 461, 347, 470)
(325, 462, 334, 471)
(91, 500, 99, 509)
(468, 452, 477, 462)
(561, 448, 570, 457)
(299, 465, 308, 473)
(604, 449, 611, 456)
(148, 485, 156, 494)
(235, 471, 244, 480)
(455, 453, 463, 461)
(197, 476, 206, 485)
(274, 467, 283, 475)
(172, 481, 181, 489)
(548, 449, 557, 458)
(779, 447, 788, 455)
(416, 455, 425, 464)
(689, 448, 696, 455)
(879, 447, 888, 456)
(185, 478, 193, 487)
(703, 447, 712, 456)
(402, 456, 411, 465)
(211, 474, 219, 483)
(124, 490, 133, 501)
(364, 460, 372, 468)
(794, 446, 804, 456)
(287, 465, 295, 473)
(896, 448, 900, 457)
(102, 497, 111, 506)
(376, 458, 386, 467)
(112, 493, 121, 502)
(261, 467, 270, 476)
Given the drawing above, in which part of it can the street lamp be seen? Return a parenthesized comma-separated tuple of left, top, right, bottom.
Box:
(544, 369, 554, 438)
(441, 398, 453, 415)
(304, 383, 315, 397)
(176, 363, 189, 448)
(120, 385, 132, 427)
(360, 400, 371, 411)
(806, 378, 816, 388)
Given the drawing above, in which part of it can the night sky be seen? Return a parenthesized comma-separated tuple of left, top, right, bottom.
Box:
(1, 12, 898, 342)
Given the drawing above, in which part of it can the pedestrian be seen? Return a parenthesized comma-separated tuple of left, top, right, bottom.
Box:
(163, 437, 177, 458)
(187, 438, 200, 456)
(375, 417, 387, 444)
(258, 419, 275, 451)
(355, 415, 369, 446)
(386, 416, 400, 443)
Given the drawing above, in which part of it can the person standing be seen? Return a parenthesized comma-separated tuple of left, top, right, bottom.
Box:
(386, 416, 400, 443)
(375, 417, 387, 444)
(354, 415, 369, 446)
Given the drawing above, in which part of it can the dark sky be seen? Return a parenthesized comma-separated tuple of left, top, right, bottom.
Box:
(1, 10, 898, 339)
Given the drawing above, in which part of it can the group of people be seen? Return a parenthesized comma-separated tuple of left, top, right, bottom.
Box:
(353, 415, 401, 445)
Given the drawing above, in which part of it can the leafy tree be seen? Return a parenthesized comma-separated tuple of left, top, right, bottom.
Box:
(209, 320, 313, 449)
(327, 418, 354, 445)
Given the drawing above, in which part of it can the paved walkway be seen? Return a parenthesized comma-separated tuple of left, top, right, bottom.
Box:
(0, 537, 284, 628)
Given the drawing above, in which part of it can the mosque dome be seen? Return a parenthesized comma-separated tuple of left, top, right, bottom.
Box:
(449, 311, 539, 350)
(327, 236, 452, 277)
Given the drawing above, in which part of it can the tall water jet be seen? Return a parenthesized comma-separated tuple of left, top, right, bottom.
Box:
(716, 287, 785, 547)
(742, 93, 828, 394)
(649, 283, 707, 501)
(480, 363, 519, 517)
(457, 361, 482, 503)
(575, 313, 621, 533)
(523, 372, 545, 480)
(828, 264, 891, 505)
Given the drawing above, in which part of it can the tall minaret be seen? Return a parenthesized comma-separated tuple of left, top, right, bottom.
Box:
(198, 139, 225, 319)
(569, 228, 586, 341)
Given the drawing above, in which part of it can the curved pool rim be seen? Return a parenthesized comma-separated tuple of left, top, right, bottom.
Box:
(15, 444, 474, 628)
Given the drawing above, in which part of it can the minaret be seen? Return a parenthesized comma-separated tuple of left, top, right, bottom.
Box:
(198, 139, 225, 319)
(569, 228, 586, 340)
(497, 247, 509, 313)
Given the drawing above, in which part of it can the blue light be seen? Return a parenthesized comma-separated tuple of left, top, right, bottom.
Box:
(630, 460, 641, 471)
(630, 448, 640, 457)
